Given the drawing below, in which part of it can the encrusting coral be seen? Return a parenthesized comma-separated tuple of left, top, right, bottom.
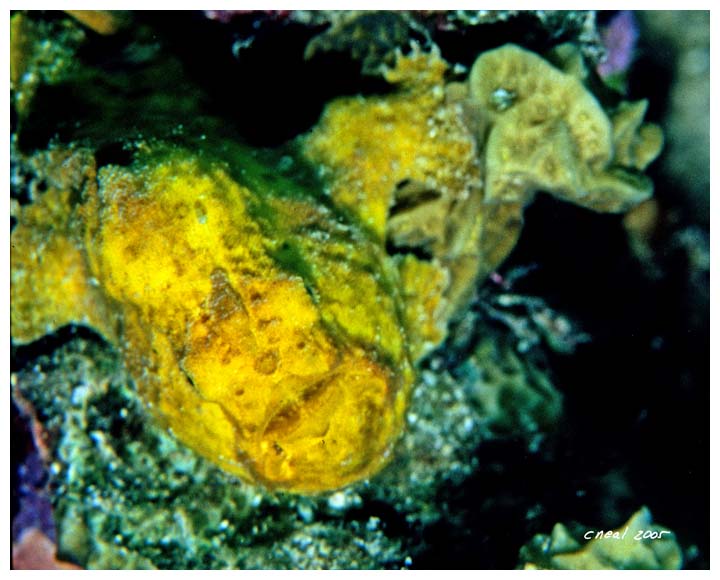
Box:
(304, 43, 662, 357)
(469, 44, 662, 210)
(11, 43, 662, 493)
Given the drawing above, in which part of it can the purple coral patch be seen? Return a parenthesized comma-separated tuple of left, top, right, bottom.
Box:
(597, 11, 639, 78)
(11, 401, 57, 544)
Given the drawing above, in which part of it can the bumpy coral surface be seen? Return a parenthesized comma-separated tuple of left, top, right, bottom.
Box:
(467, 44, 663, 272)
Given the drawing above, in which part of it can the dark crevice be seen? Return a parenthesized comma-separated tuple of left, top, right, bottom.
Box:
(11, 325, 109, 373)
(385, 239, 434, 262)
(94, 141, 136, 168)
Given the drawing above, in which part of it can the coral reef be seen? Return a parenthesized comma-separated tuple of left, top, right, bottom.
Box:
(12, 21, 661, 496)
(519, 507, 682, 569)
(11, 9, 703, 571)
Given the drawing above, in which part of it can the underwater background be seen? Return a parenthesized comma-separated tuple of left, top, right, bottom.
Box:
(10, 10, 709, 569)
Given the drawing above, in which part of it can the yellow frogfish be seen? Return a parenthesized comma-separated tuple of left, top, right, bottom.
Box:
(10, 45, 662, 493)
